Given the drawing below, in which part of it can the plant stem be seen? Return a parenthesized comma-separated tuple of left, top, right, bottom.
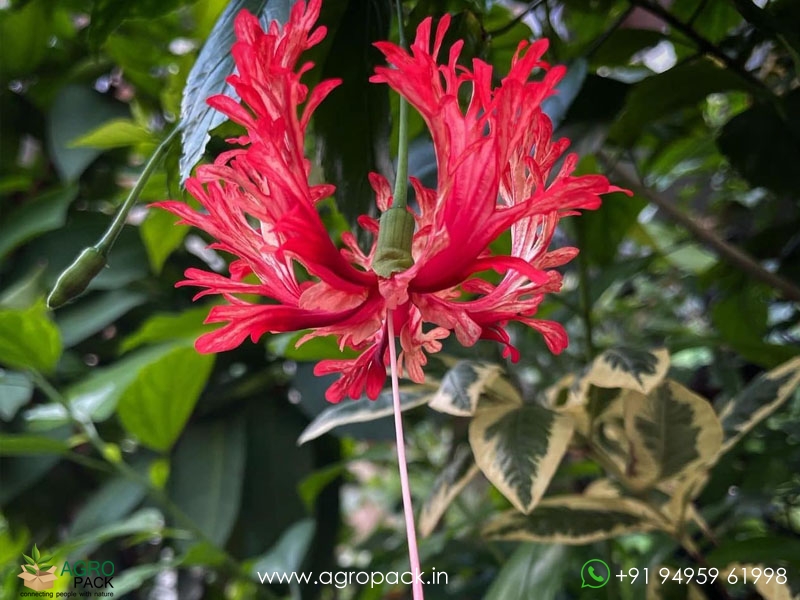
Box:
(602, 154, 800, 302)
(387, 310, 424, 600)
(96, 127, 180, 254)
(392, 0, 409, 210)
(29, 370, 276, 599)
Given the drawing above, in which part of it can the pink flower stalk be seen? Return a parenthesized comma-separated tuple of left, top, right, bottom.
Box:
(157, 0, 627, 403)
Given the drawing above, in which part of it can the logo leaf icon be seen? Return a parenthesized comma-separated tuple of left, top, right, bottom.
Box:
(22, 554, 35, 565)
(32, 544, 40, 562)
(24, 565, 38, 575)
(39, 564, 52, 571)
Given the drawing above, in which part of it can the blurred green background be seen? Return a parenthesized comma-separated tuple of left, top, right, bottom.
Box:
(1, 0, 799, 598)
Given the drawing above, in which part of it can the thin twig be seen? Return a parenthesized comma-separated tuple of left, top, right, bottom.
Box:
(487, 0, 546, 38)
(600, 154, 800, 302)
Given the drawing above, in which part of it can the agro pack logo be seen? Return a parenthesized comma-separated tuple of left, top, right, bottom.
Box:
(18, 545, 57, 591)
(60, 559, 115, 595)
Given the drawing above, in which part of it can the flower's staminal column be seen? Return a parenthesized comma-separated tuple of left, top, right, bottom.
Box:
(381, 3, 424, 597)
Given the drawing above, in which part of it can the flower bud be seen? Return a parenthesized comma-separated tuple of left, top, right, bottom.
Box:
(46, 247, 107, 308)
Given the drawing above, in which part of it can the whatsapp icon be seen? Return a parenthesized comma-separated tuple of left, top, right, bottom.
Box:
(580, 559, 610, 588)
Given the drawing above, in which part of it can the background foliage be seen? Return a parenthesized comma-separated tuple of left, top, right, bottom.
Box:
(1, 0, 799, 598)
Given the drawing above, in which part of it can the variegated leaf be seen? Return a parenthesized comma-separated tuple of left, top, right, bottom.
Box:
(660, 470, 710, 532)
(483, 495, 660, 543)
(297, 385, 435, 445)
(623, 381, 723, 489)
(428, 360, 504, 416)
(569, 347, 670, 407)
(717, 356, 800, 455)
(469, 402, 573, 514)
(419, 444, 481, 537)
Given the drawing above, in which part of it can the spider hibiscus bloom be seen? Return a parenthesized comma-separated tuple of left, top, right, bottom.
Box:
(157, 0, 628, 402)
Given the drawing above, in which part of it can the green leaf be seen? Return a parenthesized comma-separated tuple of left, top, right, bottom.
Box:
(0, 370, 33, 421)
(672, 0, 743, 42)
(0, 300, 62, 373)
(268, 331, 358, 361)
(609, 59, 753, 146)
(0, 0, 50, 76)
(428, 361, 505, 417)
(169, 417, 246, 546)
(179, 0, 292, 180)
(483, 544, 569, 600)
(97, 564, 166, 597)
(297, 385, 435, 445)
(0, 434, 70, 456)
(717, 356, 800, 455)
(140, 207, 189, 273)
(120, 307, 211, 352)
(419, 444, 481, 537)
(22, 553, 35, 566)
(24, 565, 38, 575)
(117, 347, 215, 452)
(87, 0, 183, 48)
(570, 347, 670, 407)
(483, 495, 660, 543)
(469, 401, 574, 514)
(23, 344, 181, 428)
(69, 476, 147, 536)
(623, 380, 723, 489)
(312, 0, 392, 225)
(69, 119, 155, 149)
(32, 544, 39, 562)
(47, 85, 128, 181)
(717, 91, 800, 197)
(56, 290, 147, 347)
(64, 508, 164, 553)
(574, 187, 647, 266)
(0, 186, 78, 260)
(250, 519, 316, 579)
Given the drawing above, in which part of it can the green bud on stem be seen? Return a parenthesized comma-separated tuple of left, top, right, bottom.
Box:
(46, 247, 106, 308)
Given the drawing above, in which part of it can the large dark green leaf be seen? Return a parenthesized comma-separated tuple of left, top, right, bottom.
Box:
(574, 186, 647, 266)
(47, 85, 128, 181)
(169, 417, 246, 547)
(0, 186, 78, 260)
(0, 0, 51, 77)
(179, 0, 294, 181)
(55, 290, 147, 347)
(484, 544, 569, 600)
(312, 0, 391, 226)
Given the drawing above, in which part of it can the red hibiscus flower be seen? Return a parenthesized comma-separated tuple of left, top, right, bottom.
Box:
(156, 0, 628, 402)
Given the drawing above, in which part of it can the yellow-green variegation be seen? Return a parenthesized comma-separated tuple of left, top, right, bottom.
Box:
(419, 444, 481, 537)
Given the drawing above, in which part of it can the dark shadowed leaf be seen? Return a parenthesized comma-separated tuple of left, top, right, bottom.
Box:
(0, 186, 78, 260)
(169, 417, 246, 546)
(312, 0, 391, 226)
(0, 370, 33, 421)
(484, 543, 570, 600)
(87, 0, 184, 49)
(610, 59, 753, 146)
